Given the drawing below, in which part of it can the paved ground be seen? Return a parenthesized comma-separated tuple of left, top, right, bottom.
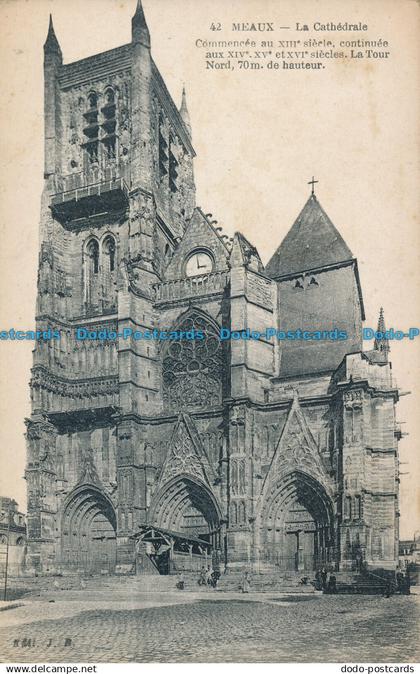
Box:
(0, 588, 419, 663)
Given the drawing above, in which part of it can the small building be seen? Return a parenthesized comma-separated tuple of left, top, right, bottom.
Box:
(0, 497, 27, 576)
(399, 537, 420, 568)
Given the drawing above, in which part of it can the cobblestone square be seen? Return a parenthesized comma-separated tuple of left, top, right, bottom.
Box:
(1, 591, 419, 663)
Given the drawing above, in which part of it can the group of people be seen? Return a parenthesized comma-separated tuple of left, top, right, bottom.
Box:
(314, 566, 411, 596)
(314, 567, 337, 593)
(176, 565, 222, 590)
(395, 570, 411, 595)
(176, 564, 412, 595)
(179, 566, 252, 592)
(198, 565, 221, 588)
(381, 570, 411, 598)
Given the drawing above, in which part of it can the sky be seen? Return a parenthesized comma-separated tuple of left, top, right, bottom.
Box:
(0, 0, 418, 538)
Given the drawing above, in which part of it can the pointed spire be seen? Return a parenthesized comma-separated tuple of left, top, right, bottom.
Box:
(229, 231, 262, 271)
(374, 306, 390, 361)
(229, 232, 247, 268)
(44, 14, 62, 59)
(179, 86, 192, 136)
(132, 0, 150, 47)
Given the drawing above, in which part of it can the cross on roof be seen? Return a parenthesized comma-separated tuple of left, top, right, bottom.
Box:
(308, 176, 318, 195)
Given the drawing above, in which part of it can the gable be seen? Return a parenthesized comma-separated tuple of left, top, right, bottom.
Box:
(262, 394, 332, 493)
(157, 412, 216, 488)
(163, 207, 229, 280)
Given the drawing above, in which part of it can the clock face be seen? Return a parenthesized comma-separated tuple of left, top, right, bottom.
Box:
(185, 251, 213, 277)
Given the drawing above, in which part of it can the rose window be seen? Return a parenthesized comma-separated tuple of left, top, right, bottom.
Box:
(162, 313, 223, 411)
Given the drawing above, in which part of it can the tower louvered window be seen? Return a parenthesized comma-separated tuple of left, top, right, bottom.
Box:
(158, 113, 168, 180)
(169, 134, 178, 193)
(83, 92, 99, 165)
(101, 89, 117, 161)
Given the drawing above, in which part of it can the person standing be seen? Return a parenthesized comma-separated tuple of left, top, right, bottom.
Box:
(198, 566, 207, 586)
(176, 570, 185, 590)
(383, 577, 393, 598)
(211, 568, 221, 588)
(396, 570, 404, 593)
(241, 570, 251, 593)
(404, 568, 411, 595)
(328, 573, 337, 594)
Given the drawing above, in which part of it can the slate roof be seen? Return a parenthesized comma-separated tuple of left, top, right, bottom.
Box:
(265, 194, 353, 278)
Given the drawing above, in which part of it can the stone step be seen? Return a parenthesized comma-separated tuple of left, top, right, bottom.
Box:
(217, 573, 316, 593)
(43, 572, 316, 594)
(17, 570, 396, 596)
(334, 583, 387, 595)
(80, 573, 208, 593)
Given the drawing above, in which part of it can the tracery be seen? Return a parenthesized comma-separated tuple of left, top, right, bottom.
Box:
(162, 312, 223, 411)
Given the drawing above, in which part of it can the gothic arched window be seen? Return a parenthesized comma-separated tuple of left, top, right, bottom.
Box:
(230, 503, 237, 526)
(102, 235, 116, 272)
(101, 235, 117, 310)
(84, 238, 100, 310)
(328, 425, 335, 452)
(104, 88, 115, 105)
(162, 312, 223, 411)
(355, 495, 362, 520)
(86, 239, 99, 274)
(344, 495, 352, 520)
(88, 92, 98, 109)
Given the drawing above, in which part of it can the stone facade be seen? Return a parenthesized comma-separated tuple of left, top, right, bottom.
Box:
(25, 2, 400, 575)
(0, 497, 26, 576)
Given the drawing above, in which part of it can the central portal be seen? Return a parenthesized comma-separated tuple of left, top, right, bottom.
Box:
(148, 476, 222, 572)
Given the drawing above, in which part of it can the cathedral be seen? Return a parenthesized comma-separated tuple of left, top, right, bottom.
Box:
(25, 1, 400, 576)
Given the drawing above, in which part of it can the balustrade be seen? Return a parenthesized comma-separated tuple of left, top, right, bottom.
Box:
(154, 270, 229, 302)
(52, 164, 130, 194)
(50, 166, 130, 223)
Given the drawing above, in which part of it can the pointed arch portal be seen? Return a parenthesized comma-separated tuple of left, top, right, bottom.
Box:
(150, 475, 221, 548)
(61, 486, 117, 573)
(260, 471, 334, 572)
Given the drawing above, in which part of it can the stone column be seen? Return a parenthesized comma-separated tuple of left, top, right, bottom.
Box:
(296, 530, 305, 571)
(25, 416, 58, 572)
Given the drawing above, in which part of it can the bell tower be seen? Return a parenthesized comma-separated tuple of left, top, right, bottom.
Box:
(26, 1, 196, 572)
